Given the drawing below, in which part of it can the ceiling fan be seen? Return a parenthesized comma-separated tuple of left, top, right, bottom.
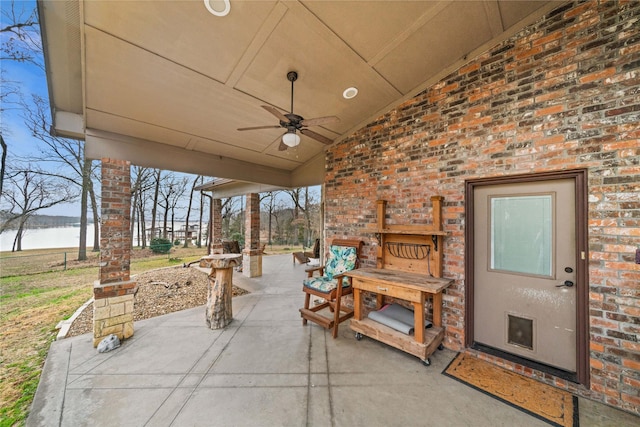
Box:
(237, 71, 340, 151)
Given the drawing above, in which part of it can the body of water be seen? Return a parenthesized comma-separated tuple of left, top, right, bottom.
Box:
(0, 224, 96, 251)
(0, 222, 201, 251)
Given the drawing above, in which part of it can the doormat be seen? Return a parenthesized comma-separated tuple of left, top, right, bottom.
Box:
(443, 353, 578, 427)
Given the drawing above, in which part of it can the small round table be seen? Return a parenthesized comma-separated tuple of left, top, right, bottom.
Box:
(200, 254, 242, 329)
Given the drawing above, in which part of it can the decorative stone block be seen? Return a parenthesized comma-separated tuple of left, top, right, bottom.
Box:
(93, 280, 136, 347)
(242, 253, 262, 278)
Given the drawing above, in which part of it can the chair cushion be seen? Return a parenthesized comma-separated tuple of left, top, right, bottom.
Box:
(303, 276, 341, 293)
(324, 245, 357, 279)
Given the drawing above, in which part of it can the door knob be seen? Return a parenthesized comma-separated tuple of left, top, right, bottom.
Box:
(556, 280, 574, 288)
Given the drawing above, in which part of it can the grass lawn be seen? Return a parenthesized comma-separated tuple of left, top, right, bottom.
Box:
(0, 242, 303, 426)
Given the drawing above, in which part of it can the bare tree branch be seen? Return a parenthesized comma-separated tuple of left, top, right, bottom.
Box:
(0, 2, 41, 67)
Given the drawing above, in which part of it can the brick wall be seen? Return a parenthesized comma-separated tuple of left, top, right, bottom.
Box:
(325, 1, 639, 414)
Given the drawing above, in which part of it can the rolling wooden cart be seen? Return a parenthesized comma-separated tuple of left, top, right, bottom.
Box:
(346, 197, 453, 365)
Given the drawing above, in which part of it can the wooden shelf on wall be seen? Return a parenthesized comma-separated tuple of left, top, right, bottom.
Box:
(370, 227, 447, 236)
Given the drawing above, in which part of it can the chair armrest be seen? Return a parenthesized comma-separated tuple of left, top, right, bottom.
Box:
(333, 273, 352, 282)
(305, 265, 325, 277)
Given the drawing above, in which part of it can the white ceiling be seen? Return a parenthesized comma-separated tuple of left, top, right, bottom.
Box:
(39, 0, 563, 189)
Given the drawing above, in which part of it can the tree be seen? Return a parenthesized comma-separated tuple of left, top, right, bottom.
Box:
(200, 191, 212, 249)
(157, 173, 187, 240)
(22, 95, 100, 260)
(1, 164, 75, 251)
(150, 169, 161, 240)
(0, 134, 6, 196)
(130, 165, 154, 248)
(285, 187, 319, 247)
(0, 1, 41, 67)
(196, 176, 207, 248)
(1, 1, 41, 194)
(183, 175, 202, 248)
(260, 191, 281, 246)
(0, 1, 40, 117)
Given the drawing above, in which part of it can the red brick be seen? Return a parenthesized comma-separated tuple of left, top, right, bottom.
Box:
(579, 67, 617, 84)
(324, 1, 640, 414)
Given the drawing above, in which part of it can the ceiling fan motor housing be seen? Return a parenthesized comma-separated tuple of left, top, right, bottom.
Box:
(282, 113, 304, 129)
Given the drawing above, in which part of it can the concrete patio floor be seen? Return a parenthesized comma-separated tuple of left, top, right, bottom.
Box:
(28, 254, 638, 426)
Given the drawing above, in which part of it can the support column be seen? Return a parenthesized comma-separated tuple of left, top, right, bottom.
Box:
(93, 158, 136, 347)
(209, 198, 223, 254)
(242, 193, 262, 277)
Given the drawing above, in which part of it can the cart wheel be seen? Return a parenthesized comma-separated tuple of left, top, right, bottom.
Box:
(355, 332, 363, 341)
(438, 343, 444, 351)
(422, 358, 431, 366)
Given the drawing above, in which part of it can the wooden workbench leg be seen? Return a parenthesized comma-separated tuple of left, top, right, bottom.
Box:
(413, 301, 425, 344)
(432, 292, 443, 328)
(353, 289, 362, 321)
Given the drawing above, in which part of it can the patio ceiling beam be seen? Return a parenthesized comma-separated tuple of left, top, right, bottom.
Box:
(85, 129, 293, 188)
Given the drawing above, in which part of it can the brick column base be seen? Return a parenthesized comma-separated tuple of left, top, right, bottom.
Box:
(93, 280, 137, 347)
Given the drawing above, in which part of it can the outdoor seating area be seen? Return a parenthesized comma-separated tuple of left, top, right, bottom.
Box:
(28, 254, 637, 426)
(299, 239, 363, 338)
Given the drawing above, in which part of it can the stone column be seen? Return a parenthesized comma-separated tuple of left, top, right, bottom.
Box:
(242, 193, 262, 277)
(93, 158, 136, 347)
(209, 198, 223, 254)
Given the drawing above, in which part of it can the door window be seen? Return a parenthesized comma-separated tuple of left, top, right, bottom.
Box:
(490, 194, 553, 277)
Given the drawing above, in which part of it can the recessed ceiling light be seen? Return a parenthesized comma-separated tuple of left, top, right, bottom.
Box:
(204, 0, 230, 17)
(343, 87, 358, 99)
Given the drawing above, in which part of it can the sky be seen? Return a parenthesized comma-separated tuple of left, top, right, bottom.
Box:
(1, 1, 181, 218)
(1, 0, 48, 157)
(1, 0, 77, 215)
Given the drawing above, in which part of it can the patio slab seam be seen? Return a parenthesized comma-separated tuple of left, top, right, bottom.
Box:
(148, 292, 264, 426)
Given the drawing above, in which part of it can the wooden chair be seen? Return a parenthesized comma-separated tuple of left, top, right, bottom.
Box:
(222, 240, 241, 254)
(292, 238, 320, 265)
(299, 239, 363, 338)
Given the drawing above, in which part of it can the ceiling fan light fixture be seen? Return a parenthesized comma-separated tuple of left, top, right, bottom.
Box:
(282, 131, 301, 147)
(343, 87, 358, 99)
(204, 0, 231, 16)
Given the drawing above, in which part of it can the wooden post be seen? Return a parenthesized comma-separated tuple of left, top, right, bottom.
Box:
(376, 200, 387, 269)
(430, 195, 443, 232)
(376, 200, 387, 230)
(201, 254, 242, 329)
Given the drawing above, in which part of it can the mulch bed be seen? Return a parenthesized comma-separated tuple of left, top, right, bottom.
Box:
(66, 266, 248, 337)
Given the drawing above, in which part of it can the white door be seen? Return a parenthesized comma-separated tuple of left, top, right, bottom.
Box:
(474, 179, 577, 372)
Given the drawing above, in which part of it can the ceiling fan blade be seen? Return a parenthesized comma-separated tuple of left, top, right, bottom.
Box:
(301, 115, 340, 127)
(300, 128, 334, 145)
(278, 140, 288, 151)
(261, 105, 290, 124)
(237, 125, 281, 131)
